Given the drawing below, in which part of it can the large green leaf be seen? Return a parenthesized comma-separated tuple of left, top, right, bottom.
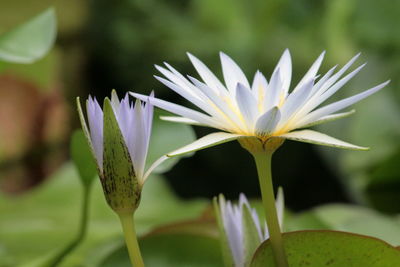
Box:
(0, 7, 56, 64)
(251, 230, 400, 267)
(99, 218, 223, 267)
(101, 234, 223, 267)
(286, 204, 400, 246)
(0, 163, 206, 266)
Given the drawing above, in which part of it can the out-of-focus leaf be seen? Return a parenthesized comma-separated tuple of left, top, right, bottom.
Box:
(99, 218, 222, 267)
(70, 130, 97, 187)
(146, 109, 196, 174)
(286, 204, 400, 246)
(101, 234, 223, 267)
(0, 163, 207, 266)
(251, 230, 400, 267)
(0, 7, 56, 64)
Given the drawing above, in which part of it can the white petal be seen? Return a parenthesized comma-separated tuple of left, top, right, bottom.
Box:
(277, 129, 369, 150)
(251, 70, 268, 104)
(296, 110, 355, 128)
(188, 76, 245, 130)
(220, 52, 250, 95)
(277, 78, 313, 127)
(300, 80, 389, 125)
(308, 63, 366, 111)
(294, 51, 325, 91)
(313, 53, 361, 97)
(255, 107, 281, 136)
(162, 62, 215, 102)
(154, 74, 213, 116)
(264, 68, 283, 109)
(293, 66, 338, 119)
(167, 132, 244, 157)
(272, 49, 292, 97)
(160, 116, 205, 126)
(130, 92, 223, 129)
(235, 83, 258, 129)
(309, 65, 338, 96)
(187, 52, 227, 94)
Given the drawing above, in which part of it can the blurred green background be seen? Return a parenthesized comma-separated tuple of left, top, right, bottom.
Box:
(0, 0, 399, 266)
(88, 0, 399, 211)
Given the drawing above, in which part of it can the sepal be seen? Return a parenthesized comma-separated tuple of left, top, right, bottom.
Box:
(102, 98, 141, 213)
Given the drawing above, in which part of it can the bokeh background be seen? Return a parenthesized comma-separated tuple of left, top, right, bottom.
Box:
(0, 0, 399, 265)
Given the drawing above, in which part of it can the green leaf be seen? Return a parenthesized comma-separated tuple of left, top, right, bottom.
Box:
(145, 109, 196, 174)
(251, 230, 400, 267)
(70, 130, 97, 187)
(102, 98, 140, 213)
(0, 7, 56, 64)
(101, 234, 223, 267)
(286, 204, 400, 246)
(0, 163, 207, 266)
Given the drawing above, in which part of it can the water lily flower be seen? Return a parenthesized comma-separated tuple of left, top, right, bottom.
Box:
(214, 190, 284, 267)
(76, 91, 158, 213)
(130, 50, 389, 267)
(130, 50, 389, 155)
(77, 91, 163, 267)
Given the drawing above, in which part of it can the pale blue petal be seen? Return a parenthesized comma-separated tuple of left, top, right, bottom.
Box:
(86, 97, 103, 170)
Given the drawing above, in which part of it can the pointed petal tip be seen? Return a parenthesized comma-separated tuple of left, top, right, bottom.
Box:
(283, 48, 290, 54)
(219, 51, 230, 61)
(155, 64, 165, 72)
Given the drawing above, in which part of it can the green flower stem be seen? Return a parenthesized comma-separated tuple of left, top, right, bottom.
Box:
(45, 184, 92, 267)
(252, 151, 288, 267)
(118, 212, 144, 267)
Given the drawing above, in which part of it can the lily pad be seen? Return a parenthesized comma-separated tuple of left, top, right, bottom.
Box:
(286, 204, 400, 246)
(251, 230, 400, 267)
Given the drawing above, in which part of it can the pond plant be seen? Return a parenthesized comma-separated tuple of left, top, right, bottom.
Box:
(1, 5, 400, 267)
